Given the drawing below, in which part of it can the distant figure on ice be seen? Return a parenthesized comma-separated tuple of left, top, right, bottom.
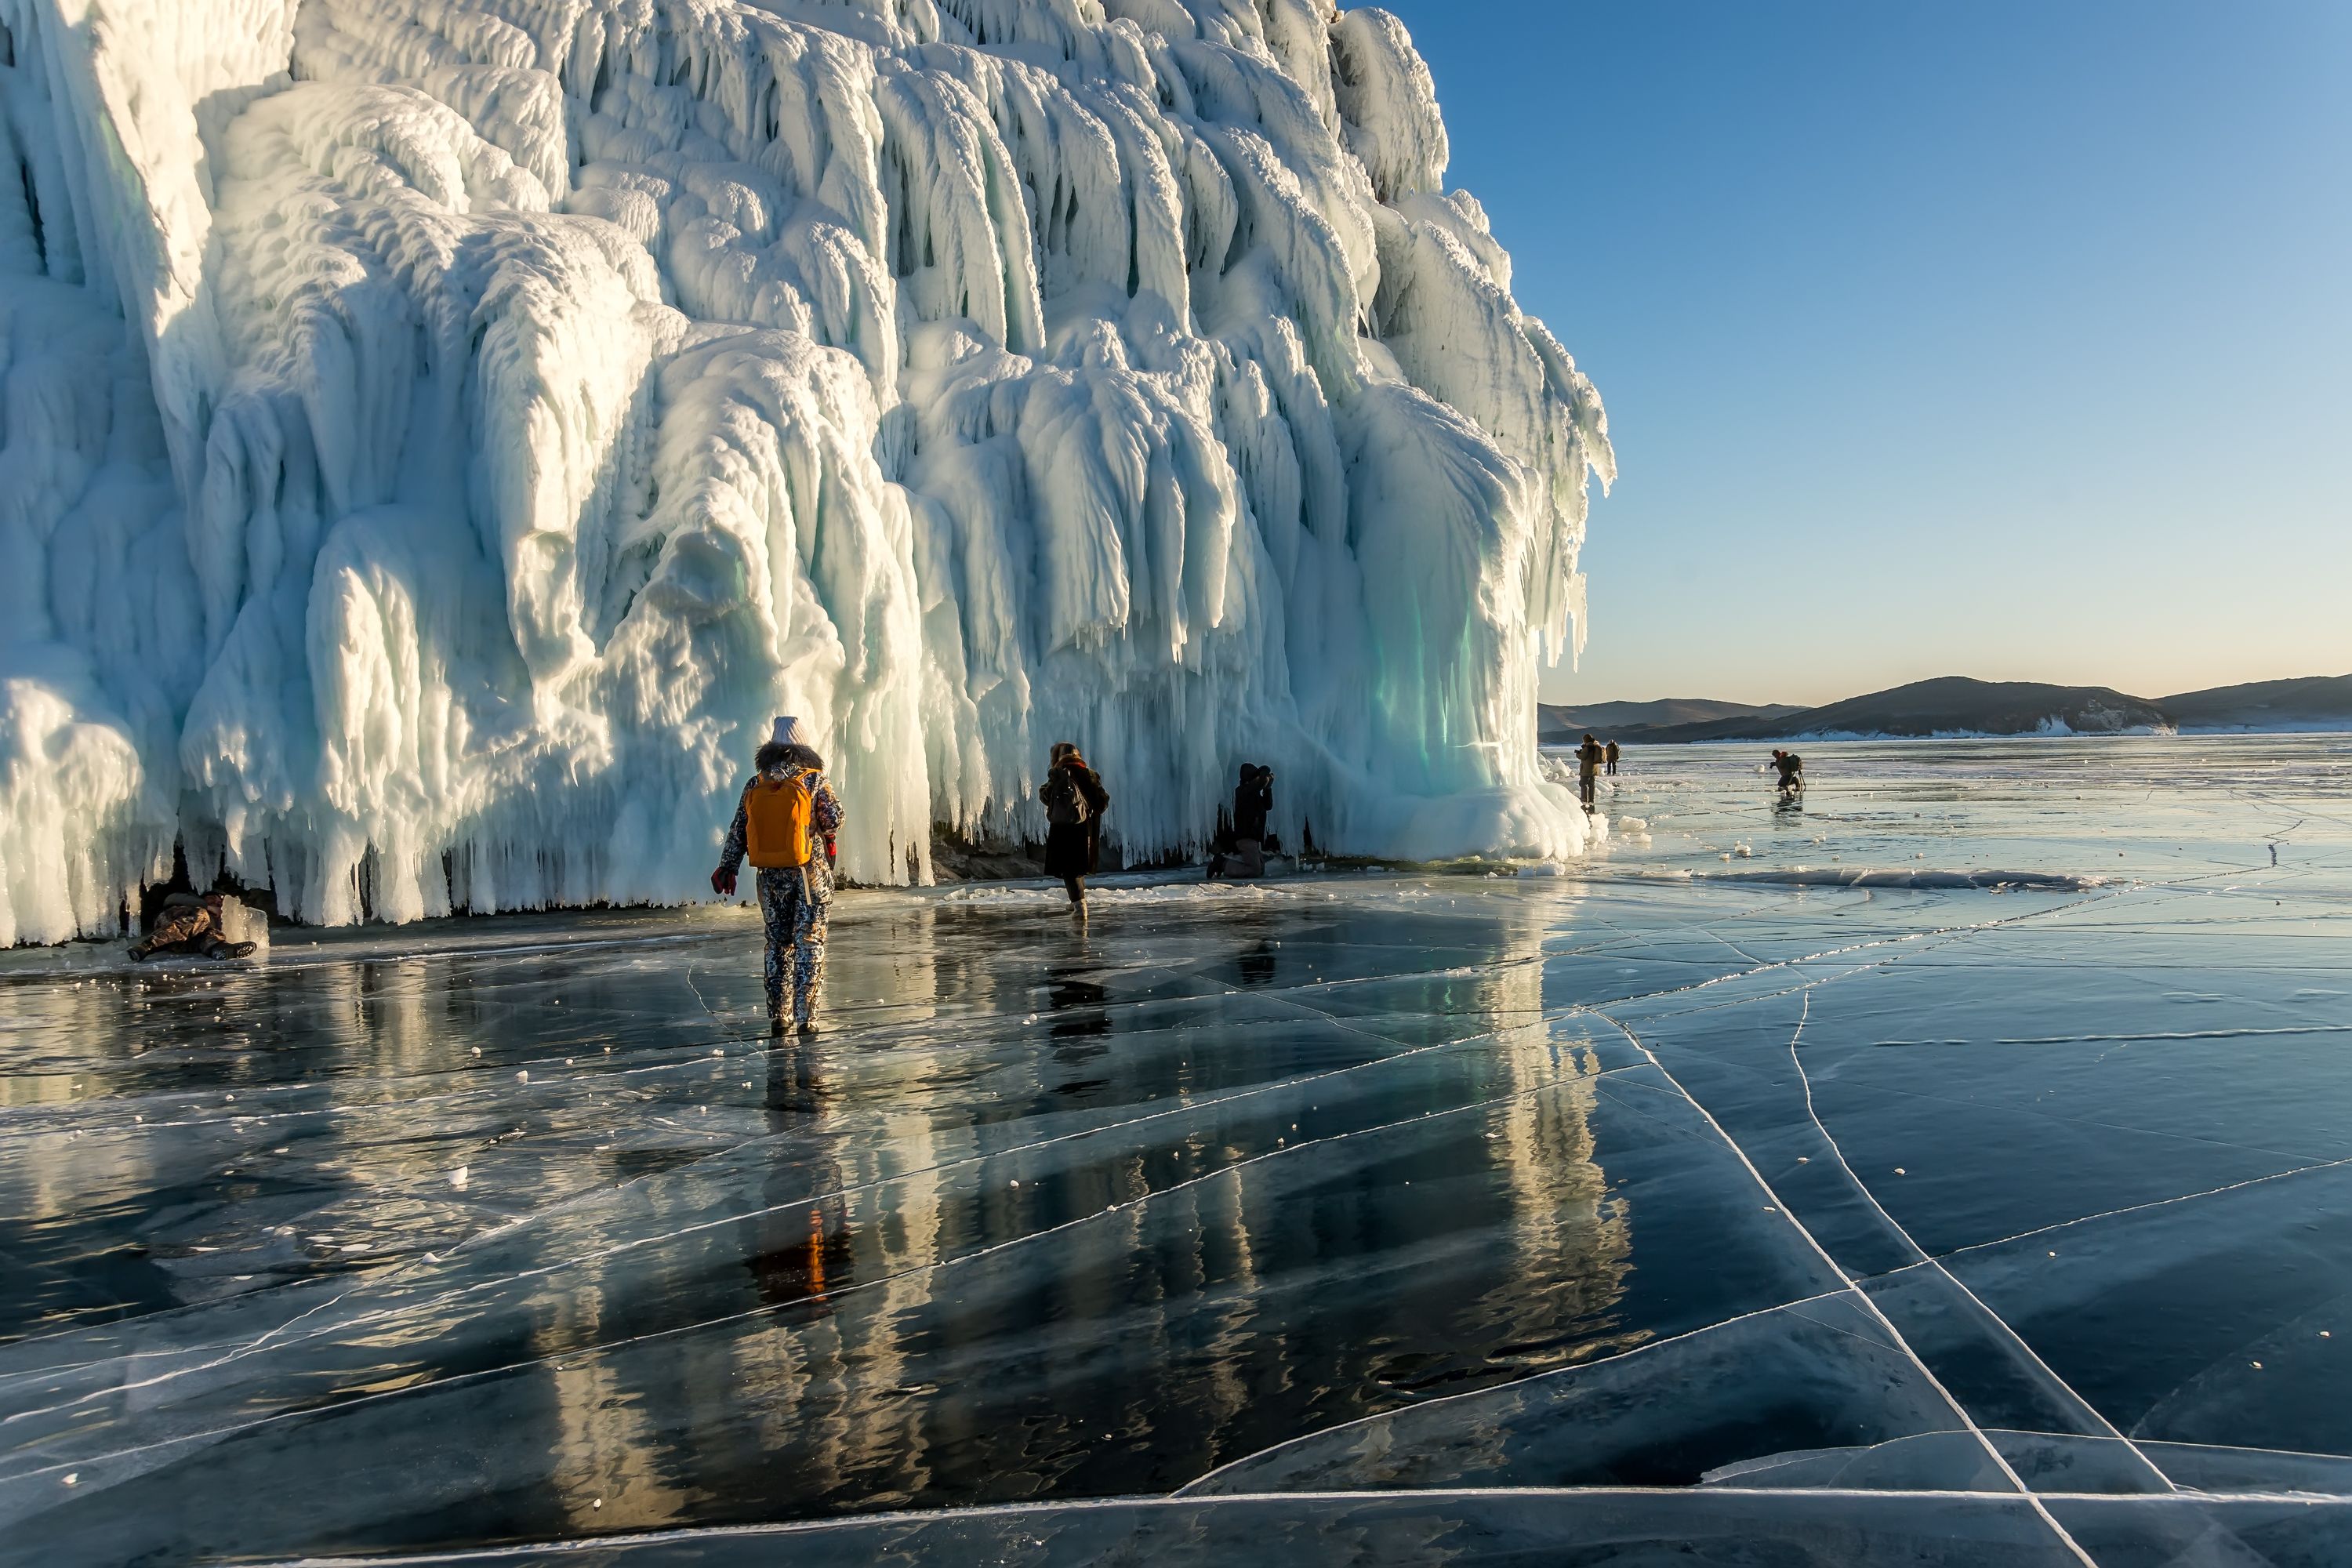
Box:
(1770, 750, 1806, 794)
(1604, 740, 1621, 776)
(1575, 734, 1605, 809)
(1040, 742, 1109, 911)
(129, 892, 256, 962)
(1211, 764, 1274, 878)
(713, 717, 843, 1036)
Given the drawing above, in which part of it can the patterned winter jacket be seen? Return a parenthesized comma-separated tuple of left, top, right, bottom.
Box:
(718, 764, 844, 900)
(144, 903, 220, 950)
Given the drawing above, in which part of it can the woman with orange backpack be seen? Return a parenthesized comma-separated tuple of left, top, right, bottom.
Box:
(713, 717, 844, 1035)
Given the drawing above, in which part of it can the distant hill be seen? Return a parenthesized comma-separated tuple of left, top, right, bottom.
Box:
(1545, 674, 2352, 745)
(2158, 674, 2352, 732)
(1537, 698, 1798, 744)
(1698, 678, 2169, 742)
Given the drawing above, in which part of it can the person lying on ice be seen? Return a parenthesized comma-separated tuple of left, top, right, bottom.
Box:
(712, 717, 844, 1036)
(130, 892, 256, 962)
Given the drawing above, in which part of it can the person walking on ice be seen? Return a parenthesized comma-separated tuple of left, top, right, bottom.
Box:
(1574, 734, 1605, 811)
(1040, 742, 1109, 912)
(713, 717, 843, 1036)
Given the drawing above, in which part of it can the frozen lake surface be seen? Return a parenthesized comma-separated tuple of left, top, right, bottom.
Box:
(5, 736, 2351, 1566)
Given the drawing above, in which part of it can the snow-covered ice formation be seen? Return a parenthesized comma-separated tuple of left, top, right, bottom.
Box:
(0, 0, 1611, 942)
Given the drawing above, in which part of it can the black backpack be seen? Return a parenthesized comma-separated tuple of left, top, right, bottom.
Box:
(1043, 769, 1091, 826)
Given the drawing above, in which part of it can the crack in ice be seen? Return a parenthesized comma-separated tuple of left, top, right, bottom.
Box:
(1581, 1007, 2099, 1560)
(1777, 992, 2178, 1496)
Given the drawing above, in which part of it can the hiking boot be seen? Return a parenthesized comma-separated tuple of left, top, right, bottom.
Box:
(210, 942, 258, 960)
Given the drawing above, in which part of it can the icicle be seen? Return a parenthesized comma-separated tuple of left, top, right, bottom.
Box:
(0, 0, 1608, 942)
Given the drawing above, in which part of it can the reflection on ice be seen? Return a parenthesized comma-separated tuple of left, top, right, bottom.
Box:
(2, 737, 2351, 1563)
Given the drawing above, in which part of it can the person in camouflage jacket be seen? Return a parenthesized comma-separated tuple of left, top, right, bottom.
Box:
(713, 720, 844, 1035)
(131, 893, 256, 961)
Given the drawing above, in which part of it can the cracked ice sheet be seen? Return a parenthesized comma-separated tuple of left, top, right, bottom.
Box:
(2, 890, 1849, 1562)
(1613, 948, 2352, 1264)
(239, 1490, 2100, 1567)
(0, 1024, 1838, 1556)
(4, 735, 2352, 1564)
(1941, 1160, 2352, 1461)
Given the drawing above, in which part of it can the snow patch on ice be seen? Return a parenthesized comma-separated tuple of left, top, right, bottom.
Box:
(1774, 724, 2174, 742)
(1694, 868, 2111, 892)
(938, 879, 1301, 908)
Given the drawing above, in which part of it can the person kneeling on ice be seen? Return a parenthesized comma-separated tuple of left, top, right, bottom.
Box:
(130, 892, 256, 962)
(1210, 764, 1274, 879)
(1040, 742, 1109, 910)
(713, 717, 844, 1036)
(1770, 749, 1806, 794)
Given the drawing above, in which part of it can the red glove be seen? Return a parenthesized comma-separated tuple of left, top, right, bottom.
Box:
(712, 869, 736, 897)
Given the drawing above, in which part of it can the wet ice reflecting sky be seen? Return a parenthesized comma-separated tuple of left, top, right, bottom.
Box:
(4, 737, 2350, 1566)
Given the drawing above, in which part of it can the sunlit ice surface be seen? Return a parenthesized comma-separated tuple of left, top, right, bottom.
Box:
(3, 737, 2349, 1566)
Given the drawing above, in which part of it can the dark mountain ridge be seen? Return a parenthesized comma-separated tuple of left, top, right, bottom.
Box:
(1537, 698, 1798, 743)
(1546, 674, 2352, 745)
(2158, 674, 2352, 731)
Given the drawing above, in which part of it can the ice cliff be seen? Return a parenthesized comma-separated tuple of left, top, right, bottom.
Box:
(0, 0, 1611, 943)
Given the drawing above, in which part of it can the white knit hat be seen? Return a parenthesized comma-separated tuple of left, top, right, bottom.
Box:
(770, 716, 812, 748)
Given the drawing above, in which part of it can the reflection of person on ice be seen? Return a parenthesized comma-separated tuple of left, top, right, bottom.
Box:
(129, 892, 256, 962)
(713, 717, 843, 1036)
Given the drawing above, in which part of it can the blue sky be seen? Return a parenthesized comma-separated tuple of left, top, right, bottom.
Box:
(1386, 0, 2352, 706)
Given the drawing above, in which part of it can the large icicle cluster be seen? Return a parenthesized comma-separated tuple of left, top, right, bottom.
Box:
(0, 0, 1610, 942)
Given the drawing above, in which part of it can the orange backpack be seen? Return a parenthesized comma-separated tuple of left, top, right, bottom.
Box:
(744, 772, 816, 869)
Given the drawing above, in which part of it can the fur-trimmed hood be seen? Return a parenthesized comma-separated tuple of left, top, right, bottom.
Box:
(757, 741, 826, 776)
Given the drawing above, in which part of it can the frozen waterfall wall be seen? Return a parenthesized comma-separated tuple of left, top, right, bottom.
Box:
(0, 0, 1611, 943)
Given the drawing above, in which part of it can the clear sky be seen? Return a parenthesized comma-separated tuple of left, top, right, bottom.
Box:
(1385, 0, 2352, 707)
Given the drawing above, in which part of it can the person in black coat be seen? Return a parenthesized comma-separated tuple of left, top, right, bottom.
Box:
(1210, 764, 1275, 879)
(1040, 742, 1109, 909)
(1234, 764, 1272, 844)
